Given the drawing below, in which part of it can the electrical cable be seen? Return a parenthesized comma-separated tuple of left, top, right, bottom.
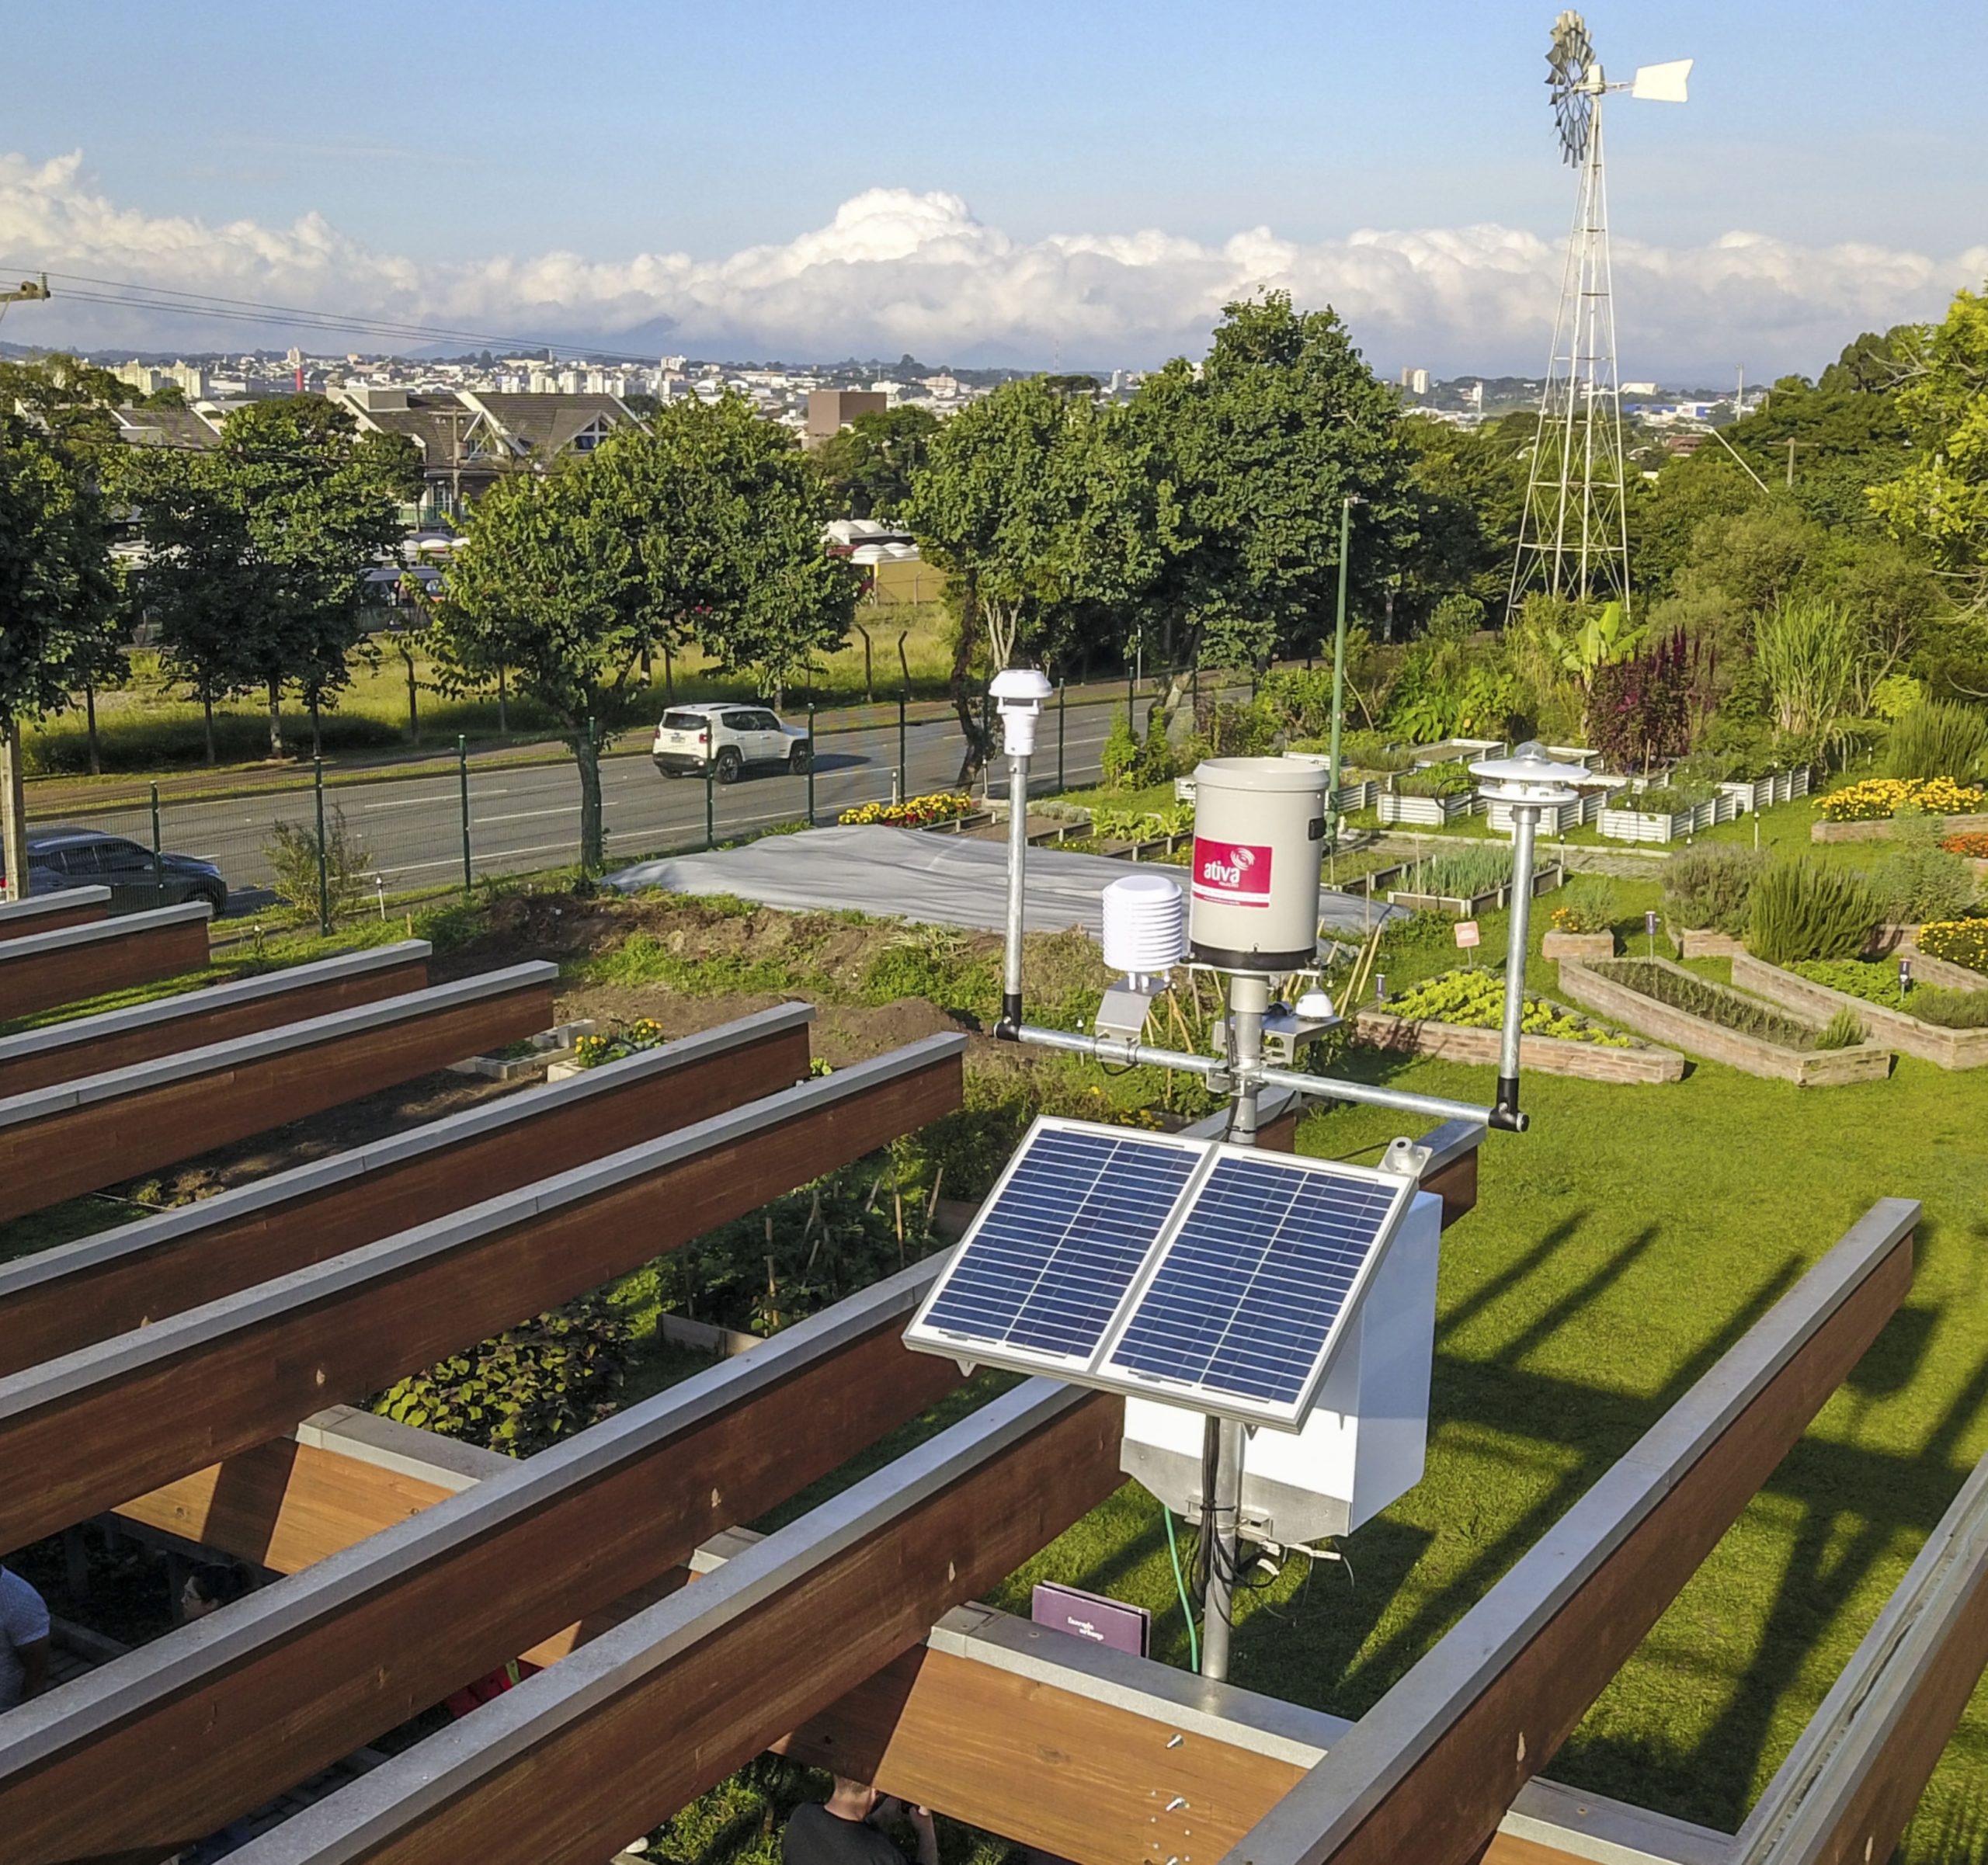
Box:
(0, 260, 685, 367)
(1163, 1506, 1199, 1672)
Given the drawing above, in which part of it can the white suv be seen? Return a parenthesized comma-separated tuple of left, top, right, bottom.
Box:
(652, 703, 812, 783)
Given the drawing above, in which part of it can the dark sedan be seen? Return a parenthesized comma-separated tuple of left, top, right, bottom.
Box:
(16, 828, 229, 916)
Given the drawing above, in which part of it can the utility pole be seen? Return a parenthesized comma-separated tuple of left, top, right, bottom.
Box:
(0, 277, 50, 901)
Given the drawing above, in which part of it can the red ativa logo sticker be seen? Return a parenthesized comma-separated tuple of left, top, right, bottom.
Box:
(1191, 838, 1274, 908)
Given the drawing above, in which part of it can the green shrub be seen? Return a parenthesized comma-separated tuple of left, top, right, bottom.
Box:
(1913, 986, 1988, 1029)
(262, 806, 374, 923)
(1549, 874, 1617, 935)
(1918, 919, 1988, 974)
(1885, 700, 1988, 783)
(1748, 860, 1881, 966)
(1593, 959, 1820, 1048)
(373, 1297, 632, 1456)
(1100, 710, 1139, 787)
(1395, 761, 1475, 798)
(1868, 809, 1982, 926)
(1663, 845, 1767, 936)
(1814, 1008, 1868, 1050)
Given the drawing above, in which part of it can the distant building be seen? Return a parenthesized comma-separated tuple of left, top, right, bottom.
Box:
(1399, 366, 1430, 396)
(332, 384, 638, 522)
(805, 389, 886, 446)
(113, 359, 209, 400)
(1621, 380, 1658, 397)
(110, 405, 221, 450)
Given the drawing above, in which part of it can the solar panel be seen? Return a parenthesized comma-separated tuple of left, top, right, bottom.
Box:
(1100, 1151, 1411, 1426)
(910, 1120, 1203, 1370)
(905, 1119, 1420, 1428)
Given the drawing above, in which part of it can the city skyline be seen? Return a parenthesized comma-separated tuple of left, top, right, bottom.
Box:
(3, 1, 1985, 377)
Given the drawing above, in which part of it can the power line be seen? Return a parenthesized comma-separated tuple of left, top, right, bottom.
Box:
(0, 262, 671, 369)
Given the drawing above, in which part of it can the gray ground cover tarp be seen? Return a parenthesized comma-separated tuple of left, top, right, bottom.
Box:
(604, 825, 1399, 939)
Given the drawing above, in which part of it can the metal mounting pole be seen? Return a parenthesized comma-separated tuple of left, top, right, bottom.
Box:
(457, 735, 473, 894)
(150, 783, 165, 906)
(999, 748, 1030, 1035)
(1200, 970, 1269, 1683)
(313, 756, 332, 937)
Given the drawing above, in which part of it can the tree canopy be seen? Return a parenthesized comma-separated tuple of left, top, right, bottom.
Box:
(812, 405, 940, 519)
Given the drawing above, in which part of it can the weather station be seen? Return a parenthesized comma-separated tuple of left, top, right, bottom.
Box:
(905, 669, 1588, 1679)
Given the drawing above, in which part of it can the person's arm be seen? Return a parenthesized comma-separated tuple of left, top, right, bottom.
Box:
(907, 1806, 937, 1865)
(17, 1634, 50, 1701)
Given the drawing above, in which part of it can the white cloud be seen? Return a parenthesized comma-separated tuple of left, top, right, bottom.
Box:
(2, 151, 1981, 377)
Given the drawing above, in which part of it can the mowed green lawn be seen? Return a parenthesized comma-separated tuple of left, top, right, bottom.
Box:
(990, 1037, 1988, 1851)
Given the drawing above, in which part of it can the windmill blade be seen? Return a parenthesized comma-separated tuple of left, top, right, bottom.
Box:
(1631, 57, 1692, 102)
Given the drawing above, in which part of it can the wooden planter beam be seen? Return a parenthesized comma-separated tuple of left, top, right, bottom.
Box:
(216, 1379, 1125, 1865)
(0, 961, 559, 1224)
(779, 1603, 1729, 1865)
(0, 939, 433, 1099)
(0, 1264, 968, 1865)
(0, 898, 210, 1020)
(1216, 1197, 1920, 1865)
(1730, 1444, 1988, 1865)
(0, 1033, 963, 1552)
(0, 885, 109, 943)
(0, 1002, 815, 1375)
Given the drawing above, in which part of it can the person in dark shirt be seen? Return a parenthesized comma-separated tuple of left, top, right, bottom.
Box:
(784, 1776, 937, 1865)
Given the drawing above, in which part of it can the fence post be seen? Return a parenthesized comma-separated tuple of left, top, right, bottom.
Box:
(806, 699, 817, 825)
(313, 756, 331, 937)
(1127, 665, 1136, 733)
(149, 782, 164, 908)
(458, 734, 472, 894)
(898, 690, 907, 798)
(705, 762, 715, 850)
(1057, 681, 1066, 792)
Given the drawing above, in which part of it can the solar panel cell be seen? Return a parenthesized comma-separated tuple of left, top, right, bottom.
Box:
(1105, 1157, 1404, 1415)
(918, 1127, 1199, 1362)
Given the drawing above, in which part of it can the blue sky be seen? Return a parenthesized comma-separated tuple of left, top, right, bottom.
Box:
(3, 1, 1984, 373)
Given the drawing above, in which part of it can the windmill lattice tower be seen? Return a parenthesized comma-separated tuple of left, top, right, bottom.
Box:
(1507, 13, 1691, 624)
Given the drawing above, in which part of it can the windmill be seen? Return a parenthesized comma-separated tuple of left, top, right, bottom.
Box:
(1507, 12, 1691, 623)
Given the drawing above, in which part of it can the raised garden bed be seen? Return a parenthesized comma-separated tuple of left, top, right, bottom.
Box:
(1484, 787, 1616, 836)
(1542, 930, 1616, 961)
(1378, 787, 1482, 827)
(1354, 968, 1681, 1085)
(1387, 862, 1565, 920)
(1674, 928, 1747, 959)
(1557, 956, 1892, 1086)
(1812, 808, 1988, 846)
(1730, 952, 1988, 1071)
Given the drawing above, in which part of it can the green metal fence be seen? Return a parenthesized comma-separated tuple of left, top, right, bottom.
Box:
(19, 665, 1261, 936)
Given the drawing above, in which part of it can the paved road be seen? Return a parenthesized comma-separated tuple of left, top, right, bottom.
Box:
(27, 691, 1145, 915)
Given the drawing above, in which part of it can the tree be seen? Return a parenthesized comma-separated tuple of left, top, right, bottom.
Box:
(1124, 292, 1418, 709)
(433, 466, 645, 872)
(1869, 284, 1988, 610)
(903, 378, 1156, 773)
(212, 398, 419, 756)
(813, 406, 940, 519)
(0, 408, 118, 889)
(434, 397, 853, 868)
(0, 412, 118, 729)
(1399, 412, 1530, 625)
(117, 446, 262, 763)
(603, 397, 858, 699)
(120, 397, 418, 759)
